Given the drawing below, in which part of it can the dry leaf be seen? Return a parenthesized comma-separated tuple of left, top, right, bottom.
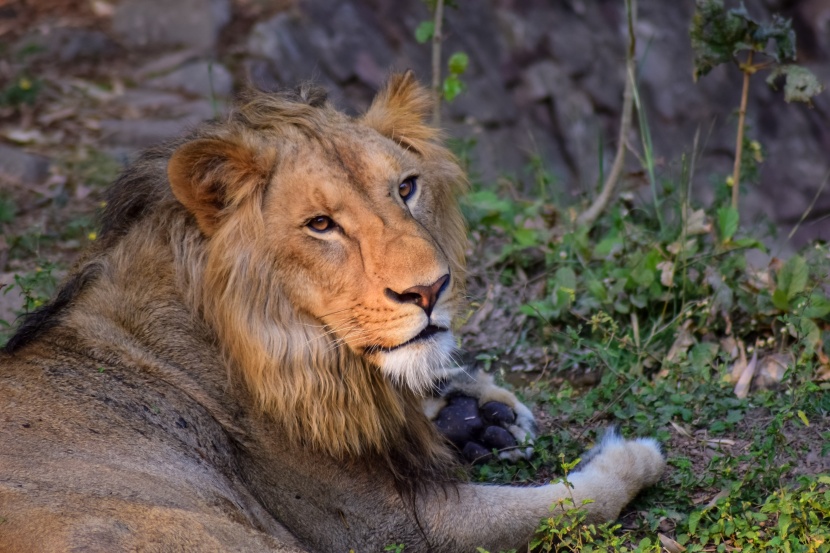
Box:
(734, 350, 758, 398)
(91, 0, 115, 17)
(745, 268, 773, 292)
(670, 421, 692, 438)
(720, 337, 739, 361)
(753, 352, 792, 390)
(3, 129, 46, 144)
(658, 260, 675, 287)
(705, 489, 730, 509)
(667, 238, 697, 255)
(685, 208, 712, 235)
(666, 320, 695, 364)
(727, 340, 747, 383)
(659, 533, 687, 553)
(706, 438, 736, 449)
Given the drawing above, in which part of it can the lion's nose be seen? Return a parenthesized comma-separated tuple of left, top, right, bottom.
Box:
(385, 274, 450, 317)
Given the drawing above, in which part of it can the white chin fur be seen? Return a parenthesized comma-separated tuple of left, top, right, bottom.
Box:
(378, 331, 456, 393)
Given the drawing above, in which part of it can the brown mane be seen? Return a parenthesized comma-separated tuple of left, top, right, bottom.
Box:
(7, 73, 467, 484)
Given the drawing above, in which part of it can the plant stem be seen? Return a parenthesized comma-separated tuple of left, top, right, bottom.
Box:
(576, 0, 636, 229)
(731, 50, 753, 211)
(431, 0, 445, 127)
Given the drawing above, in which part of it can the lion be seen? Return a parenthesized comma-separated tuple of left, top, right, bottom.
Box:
(0, 72, 664, 552)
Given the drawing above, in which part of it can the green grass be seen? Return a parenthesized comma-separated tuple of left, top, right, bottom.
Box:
(461, 149, 830, 551)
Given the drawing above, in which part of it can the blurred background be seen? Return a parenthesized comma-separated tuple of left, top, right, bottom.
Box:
(2, 0, 829, 239)
(1, 0, 829, 326)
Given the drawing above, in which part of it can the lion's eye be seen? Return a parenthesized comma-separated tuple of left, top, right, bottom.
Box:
(399, 176, 418, 202)
(307, 216, 336, 233)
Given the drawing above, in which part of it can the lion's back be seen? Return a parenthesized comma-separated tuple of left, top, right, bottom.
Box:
(0, 345, 303, 552)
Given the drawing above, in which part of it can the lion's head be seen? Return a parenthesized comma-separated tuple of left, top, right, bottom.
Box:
(162, 72, 467, 465)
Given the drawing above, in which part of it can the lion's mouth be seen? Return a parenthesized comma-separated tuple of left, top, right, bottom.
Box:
(366, 324, 448, 354)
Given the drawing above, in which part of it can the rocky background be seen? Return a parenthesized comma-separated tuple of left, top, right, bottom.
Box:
(1, 0, 829, 252)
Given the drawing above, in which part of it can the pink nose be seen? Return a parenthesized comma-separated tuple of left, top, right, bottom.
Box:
(385, 274, 450, 317)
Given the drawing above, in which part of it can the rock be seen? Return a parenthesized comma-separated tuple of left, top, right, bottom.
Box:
(247, 12, 319, 88)
(147, 61, 234, 99)
(135, 50, 202, 80)
(111, 89, 192, 111)
(14, 27, 119, 63)
(247, 2, 395, 95)
(98, 102, 214, 148)
(0, 144, 50, 185)
(112, 0, 230, 52)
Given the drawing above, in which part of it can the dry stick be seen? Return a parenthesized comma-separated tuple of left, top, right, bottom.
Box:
(431, 0, 445, 127)
(731, 50, 753, 210)
(575, 0, 636, 228)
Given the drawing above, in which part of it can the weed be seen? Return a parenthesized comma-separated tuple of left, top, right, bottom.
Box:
(0, 263, 58, 347)
(691, 0, 823, 211)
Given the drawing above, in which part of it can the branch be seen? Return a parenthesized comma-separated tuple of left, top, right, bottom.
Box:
(431, 0, 445, 127)
(731, 50, 753, 210)
(575, 0, 637, 229)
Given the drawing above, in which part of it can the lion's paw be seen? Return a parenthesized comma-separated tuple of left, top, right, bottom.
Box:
(424, 368, 536, 463)
(575, 428, 665, 489)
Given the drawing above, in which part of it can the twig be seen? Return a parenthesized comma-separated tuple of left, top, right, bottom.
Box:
(786, 168, 830, 241)
(431, 0, 445, 127)
(575, 0, 636, 228)
(731, 50, 753, 210)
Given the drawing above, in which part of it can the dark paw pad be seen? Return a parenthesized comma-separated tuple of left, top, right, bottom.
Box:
(461, 441, 492, 463)
(480, 401, 516, 426)
(480, 425, 517, 451)
(433, 395, 483, 447)
(434, 395, 523, 464)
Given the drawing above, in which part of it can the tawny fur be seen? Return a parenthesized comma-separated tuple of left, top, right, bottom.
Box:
(0, 72, 664, 553)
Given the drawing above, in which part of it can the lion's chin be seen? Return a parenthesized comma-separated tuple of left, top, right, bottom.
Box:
(374, 330, 456, 394)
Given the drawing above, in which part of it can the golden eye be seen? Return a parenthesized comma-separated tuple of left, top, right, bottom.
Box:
(307, 216, 335, 233)
(399, 176, 417, 202)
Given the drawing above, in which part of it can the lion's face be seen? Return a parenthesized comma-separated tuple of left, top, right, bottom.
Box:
(262, 126, 459, 389)
(168, 74, 467, 394)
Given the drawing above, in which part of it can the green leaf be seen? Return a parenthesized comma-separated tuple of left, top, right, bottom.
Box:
(772, 288, 790, 311)
(447, 51, 469, 75)
(776, 255, 808, 300)
(586, 279, 607, 302)
(778, 512, 791, 537)
(512, 227, 537, 248)
(766, 64, 824, 103)
(799, 317, 820, 348)
(803, 291, 830, 319)
(688, 510, 703, 534)
(554, 266, 577, 291)
(717, 206, 739, 242)
(731, 237, 765, 250)
(691, 0, 798, 79)
(0, 196, 16, 224)
(415, 21, 434, 44)
(442, 74, 464, 102)
(690, 342, 719, 368)
(593, 233, 623, 259)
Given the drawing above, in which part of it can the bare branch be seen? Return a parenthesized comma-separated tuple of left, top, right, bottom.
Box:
(431, 0, 445, 127)
(575, 0, 637, 229)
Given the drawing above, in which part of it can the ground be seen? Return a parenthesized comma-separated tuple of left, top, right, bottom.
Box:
(1, 3, 828, 552)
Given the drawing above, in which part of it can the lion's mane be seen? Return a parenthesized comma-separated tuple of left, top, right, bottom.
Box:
(7, 74, 468, 484)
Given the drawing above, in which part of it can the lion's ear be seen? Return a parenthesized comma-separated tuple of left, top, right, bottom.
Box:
(168, 136, 272, 236)
(363, 71, 438, 147)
